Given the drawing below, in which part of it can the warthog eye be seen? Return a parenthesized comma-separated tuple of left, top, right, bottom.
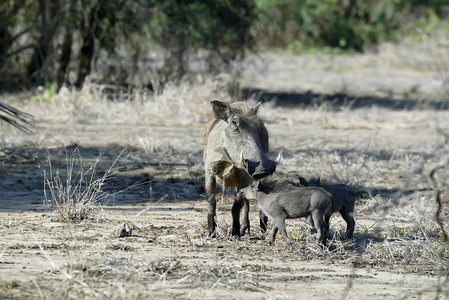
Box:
(230, 117, 240, 132)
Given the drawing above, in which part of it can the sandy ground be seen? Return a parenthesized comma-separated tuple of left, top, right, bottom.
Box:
(242, 42, 449, 103)
(1, 111, 448, 299)
(1, 46, 449, 299)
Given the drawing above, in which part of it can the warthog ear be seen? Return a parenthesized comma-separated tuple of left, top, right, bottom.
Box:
(298, 177, 309, 187)
(249, 102, 261, 115)
(211, 100, 231, 121)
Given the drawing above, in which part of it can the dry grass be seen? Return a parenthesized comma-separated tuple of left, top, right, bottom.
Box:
(42, 148, 122, 222)
(12, 77, 233, 126)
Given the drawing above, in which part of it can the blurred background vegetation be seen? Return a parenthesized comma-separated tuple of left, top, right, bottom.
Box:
(1, 0, 448, 92)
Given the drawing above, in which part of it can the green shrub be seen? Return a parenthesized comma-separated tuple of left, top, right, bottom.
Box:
(31, 82, 58, 101)
(254, 0, 449, 51)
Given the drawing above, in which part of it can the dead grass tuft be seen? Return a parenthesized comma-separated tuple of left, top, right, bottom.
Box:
(42, 148, 122, 222)
(14, 77, 234, 126)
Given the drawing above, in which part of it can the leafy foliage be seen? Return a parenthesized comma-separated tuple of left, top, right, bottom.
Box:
(0, 0, 257, 90)
(254, 0, 449, 51)
(0, 0, 447, 91)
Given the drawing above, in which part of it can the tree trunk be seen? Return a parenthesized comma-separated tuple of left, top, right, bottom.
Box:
(26, 0, 55, 85)
(57, 25, 73, 88)
(75, 37, 95, 87)
(0, 0, 25, 64)
(75, 0, 104, 88)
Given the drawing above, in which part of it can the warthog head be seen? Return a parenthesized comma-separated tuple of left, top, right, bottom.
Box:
(210, 100, 279, 181)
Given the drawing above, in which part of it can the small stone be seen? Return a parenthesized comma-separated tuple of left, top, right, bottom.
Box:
(114, 223, 132, 238)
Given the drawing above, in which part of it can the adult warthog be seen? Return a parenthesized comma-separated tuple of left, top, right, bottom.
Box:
(204, 100, 280, 237)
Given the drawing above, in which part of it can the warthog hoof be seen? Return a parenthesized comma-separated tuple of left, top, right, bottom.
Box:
(232, 234, 241, 241)
(231, 227, 241, 238)
(239, 225, 249, 237)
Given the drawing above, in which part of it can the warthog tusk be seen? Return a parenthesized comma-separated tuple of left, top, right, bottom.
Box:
(275, 152, 282, 165)
(240, 151, 247, 168)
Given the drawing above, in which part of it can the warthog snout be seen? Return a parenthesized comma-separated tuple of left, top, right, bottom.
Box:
(251, 160, 276, 179)
(240, 152, 280, 180)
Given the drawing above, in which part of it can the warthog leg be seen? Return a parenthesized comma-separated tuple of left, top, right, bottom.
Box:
(311, 211, 328, 246)
(271, 218, 294, 251)
(324, 210, 332, 234)
(340, 208, 355, 239)
(269, 223, 278, 246)
(308, 215, 318, 234)
(259, 211, 268, 233)
(239, 197, 250, 236)
(231, 193, 245, 238)
(205, 174, 217, 237)
(310, 213, 332, 240)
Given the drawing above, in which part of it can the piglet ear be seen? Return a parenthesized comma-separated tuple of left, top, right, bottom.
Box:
(211, 100, 231, 121)
(298, 177, 309, 187)
(249, 102, 261, 115)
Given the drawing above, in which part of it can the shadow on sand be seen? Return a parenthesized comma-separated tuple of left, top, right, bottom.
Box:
(243, 88, 449, 110)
